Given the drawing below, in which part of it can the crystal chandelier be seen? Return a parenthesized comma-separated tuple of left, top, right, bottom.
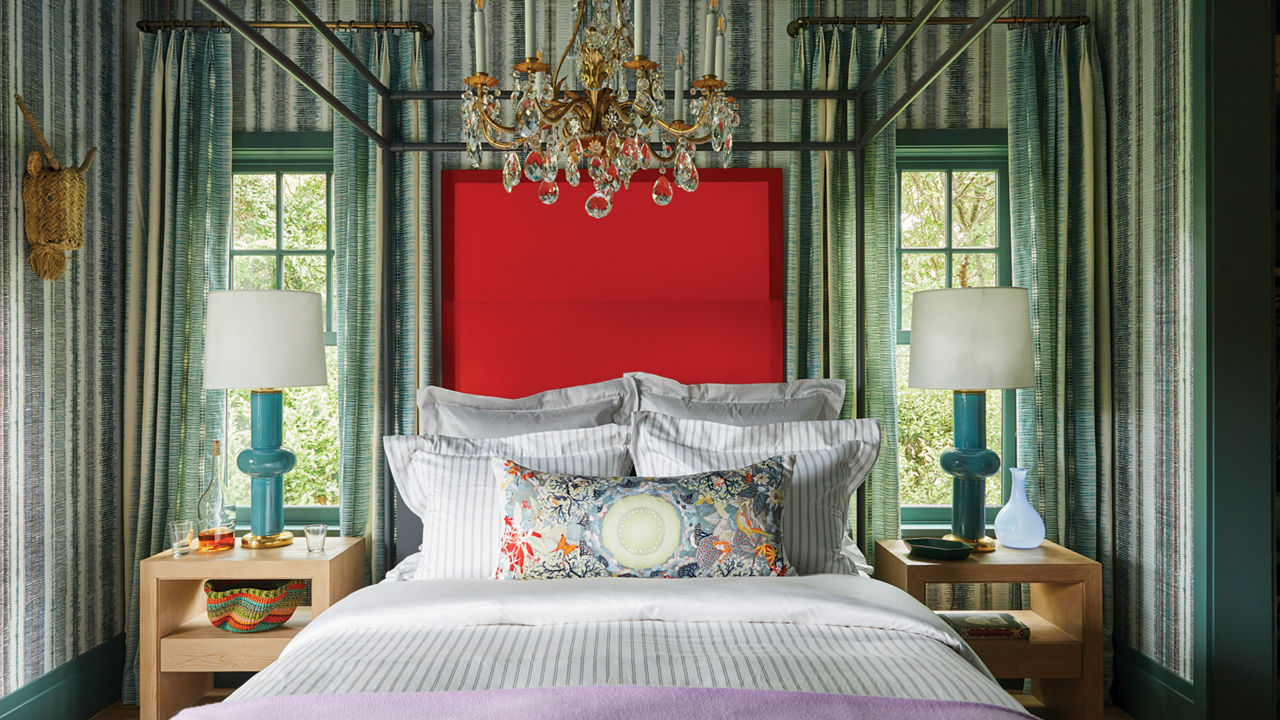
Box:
(461, 0, 740, 219)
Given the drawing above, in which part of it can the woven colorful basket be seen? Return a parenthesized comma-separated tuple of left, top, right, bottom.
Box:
(204, 579, 306, 633)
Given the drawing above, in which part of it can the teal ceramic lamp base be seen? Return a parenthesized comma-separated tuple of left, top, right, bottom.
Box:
(238, 389, 296, 549)
(940, 390, 999, 553)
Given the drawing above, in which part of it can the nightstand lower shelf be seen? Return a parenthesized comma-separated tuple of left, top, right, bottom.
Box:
(160, 607, 312, 672)
(964, 610, 1081, 679)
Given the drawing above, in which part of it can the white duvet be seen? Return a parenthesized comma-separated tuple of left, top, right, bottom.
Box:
(229, 574, 1026, 714)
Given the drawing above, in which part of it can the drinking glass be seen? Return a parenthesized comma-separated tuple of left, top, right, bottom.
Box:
(168, 520, 194, 558)
(304, 524, 327, 553)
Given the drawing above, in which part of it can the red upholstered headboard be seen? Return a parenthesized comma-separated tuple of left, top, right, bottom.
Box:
(441, 167, 785, 396)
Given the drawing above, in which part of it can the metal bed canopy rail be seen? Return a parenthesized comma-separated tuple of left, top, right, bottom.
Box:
(187, 0, 1038, 562)
(788, 13, 1089, 37)
(137, 18, 433, 39)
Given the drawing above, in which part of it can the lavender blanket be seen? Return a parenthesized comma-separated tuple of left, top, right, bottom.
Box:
(175, 686, 1030, 719)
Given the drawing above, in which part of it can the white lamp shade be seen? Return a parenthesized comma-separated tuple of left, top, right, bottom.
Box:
(204, 290, 327, 390)
(908, 287, 1033, 390)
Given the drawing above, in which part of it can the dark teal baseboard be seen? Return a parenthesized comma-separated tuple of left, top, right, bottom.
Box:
(0, 635, 124, 720)
(1112, 645, 1201, 720)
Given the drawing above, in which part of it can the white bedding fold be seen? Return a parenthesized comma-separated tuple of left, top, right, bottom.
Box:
(288, 574, 988, 676)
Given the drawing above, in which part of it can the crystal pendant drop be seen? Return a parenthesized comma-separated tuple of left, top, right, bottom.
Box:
(651, 173, 674, 206)
(524, 150, 544, 182)
(675, 150, 699, 192)
(585, 191, 613, 219)
(565, 161, 581, 187)
(538, 179, 560, 205)
(502, 151, 522, 193)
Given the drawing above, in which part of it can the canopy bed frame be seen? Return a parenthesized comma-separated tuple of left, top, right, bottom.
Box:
(139, 0, 1091, 570)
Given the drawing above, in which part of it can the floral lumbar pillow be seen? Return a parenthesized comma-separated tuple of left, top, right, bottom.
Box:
(494, 455, 794, 580)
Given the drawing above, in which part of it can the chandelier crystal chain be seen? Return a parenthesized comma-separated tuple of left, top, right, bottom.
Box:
(462, 0, 740, 219)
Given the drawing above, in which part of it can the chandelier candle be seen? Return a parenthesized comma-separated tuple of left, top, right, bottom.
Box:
(674, 51, 685, 122)
(714, 16, 725, 79)
(474, 0, 486, 75)
(702, 0, 717, 77)
(524, 0, 535, 59)
(633, 0, 643, 56)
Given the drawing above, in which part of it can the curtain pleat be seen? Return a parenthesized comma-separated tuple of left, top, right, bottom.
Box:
(121, 29, 232, 704)
(334, 31, 432, 581)
(787, 26, 899, 565)
(1007, 24, 1114, 697)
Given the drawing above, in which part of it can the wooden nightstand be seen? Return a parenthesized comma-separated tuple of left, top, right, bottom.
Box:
(875, 539, 1102, 720)
(140, 536, 365, 720)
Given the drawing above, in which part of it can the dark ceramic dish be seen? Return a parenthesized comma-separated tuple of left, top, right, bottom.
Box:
(903, 537, 974, 561)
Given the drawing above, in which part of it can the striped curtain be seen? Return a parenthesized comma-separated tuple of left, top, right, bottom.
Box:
(1007, 24, 1113, 693)
(121, 29, 233, 703)
(333, 31, 433, 581)
(787, 25, 899, 564)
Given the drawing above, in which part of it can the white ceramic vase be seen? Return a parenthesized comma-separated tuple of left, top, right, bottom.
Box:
(993, 467, 1045, 549)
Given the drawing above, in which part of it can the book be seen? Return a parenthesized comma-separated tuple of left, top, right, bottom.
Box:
(937, 611, 1031, 640)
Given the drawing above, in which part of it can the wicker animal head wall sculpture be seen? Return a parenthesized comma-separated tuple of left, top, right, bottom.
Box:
(14, 94, 97, 280)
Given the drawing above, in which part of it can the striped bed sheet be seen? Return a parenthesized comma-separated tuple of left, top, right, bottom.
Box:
(227, 574, 1028, 714)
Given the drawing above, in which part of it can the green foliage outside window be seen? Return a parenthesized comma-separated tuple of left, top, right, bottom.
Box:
(227, 172, 339, 507)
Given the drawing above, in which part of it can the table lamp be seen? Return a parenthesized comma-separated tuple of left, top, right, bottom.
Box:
(204, 290, 327, 549)
(908, 287, 1033, 552)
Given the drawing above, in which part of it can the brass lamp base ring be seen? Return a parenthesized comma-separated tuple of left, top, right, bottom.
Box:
(240, 530, 294, 549)
(943, 533, 997, 553)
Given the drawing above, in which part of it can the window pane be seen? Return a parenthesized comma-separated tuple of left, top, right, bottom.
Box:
(226, 388, 252, 506)
(901, 252, 947, 331)
(900, 171, 947, 248)
(952, 171, 997, 248)
(896, 344, 953, 506)
(283, 345, 340, 505)
(232, 174, 277, 250)
(233, 254, 277, 290)
(986, 389, 1004, 506)
(282, 174, 328, 250)
(952, 252, 996, 288)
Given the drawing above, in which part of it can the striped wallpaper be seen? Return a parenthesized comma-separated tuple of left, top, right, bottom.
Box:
(1094, 0, 1196, 681)
(0, 0, 130, 698)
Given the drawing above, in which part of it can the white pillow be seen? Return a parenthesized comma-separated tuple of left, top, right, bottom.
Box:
(416, 378, 639, 438)
(625, 371, 845, 424)
(632, 412, 880, 576)
(384, 424, 633, 580)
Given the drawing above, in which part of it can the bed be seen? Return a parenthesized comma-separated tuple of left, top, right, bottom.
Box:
(176, 170, 1028, 719)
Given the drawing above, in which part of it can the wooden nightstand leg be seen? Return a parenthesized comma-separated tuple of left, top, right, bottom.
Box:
(1030, 579, 1102, 720)
(141, 577, 213, 720)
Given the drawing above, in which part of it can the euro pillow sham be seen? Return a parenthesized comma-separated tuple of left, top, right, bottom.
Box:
(625, 371, 845, 425)
(632, 412, 881, 576)
(383, 424, 633, 580)
(415, 377, 638, 438)
(494, 456, 794, 580)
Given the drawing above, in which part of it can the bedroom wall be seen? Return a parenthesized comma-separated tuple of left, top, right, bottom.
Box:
(1091, 0, 1197, 694)
(0, 0, 133, 715)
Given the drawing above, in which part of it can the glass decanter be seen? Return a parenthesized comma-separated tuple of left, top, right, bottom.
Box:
(197, 439, 236, 552)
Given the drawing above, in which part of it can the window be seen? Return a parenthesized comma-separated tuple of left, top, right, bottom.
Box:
(227, 133, 339, 514)
(894, 131, 1014, 525)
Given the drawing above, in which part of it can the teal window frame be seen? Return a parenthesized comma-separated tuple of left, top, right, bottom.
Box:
(894, 130, 1015, 531)
(229, 131, 340, 530)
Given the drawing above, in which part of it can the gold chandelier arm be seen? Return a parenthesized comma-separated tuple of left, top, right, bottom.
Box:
(477, 109, 524, 151)
(616, 99, 715, 142)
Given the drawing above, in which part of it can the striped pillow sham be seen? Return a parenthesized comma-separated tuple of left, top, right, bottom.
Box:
(632, 412, 881, 576)
(415, 378, 639, 438)
(625, 371, 846, 423)
(383, 424, 633, 580)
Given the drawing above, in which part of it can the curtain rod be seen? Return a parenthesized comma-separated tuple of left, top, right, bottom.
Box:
(787, 15, 1089, 38)
(135, 19, 433, 41)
